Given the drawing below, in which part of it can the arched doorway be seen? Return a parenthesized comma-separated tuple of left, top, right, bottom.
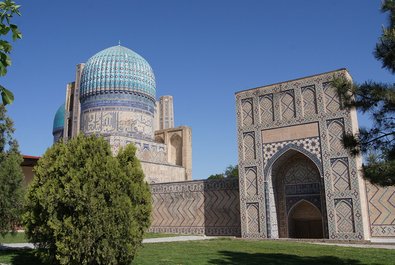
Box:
(271, 150, 326, 239)
(288, 200, 323, 238)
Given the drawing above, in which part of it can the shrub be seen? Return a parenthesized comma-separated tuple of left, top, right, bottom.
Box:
(23, 135, 151, 265)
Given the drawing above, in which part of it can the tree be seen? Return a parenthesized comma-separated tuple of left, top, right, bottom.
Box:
(208, 173, 225, 180)
(208, 165, 238, 180)
(224, 165, 238, 179)
(0, 0, 22, 105)
(0, 103, 24, 234)
(23, 135, 152, 265)
(332, 0, 395, 186)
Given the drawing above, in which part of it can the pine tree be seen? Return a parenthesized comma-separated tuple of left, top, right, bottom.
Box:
(332, 0, 395, 186)
(0, 103, 24, 234)
(23, 135, 151, 265)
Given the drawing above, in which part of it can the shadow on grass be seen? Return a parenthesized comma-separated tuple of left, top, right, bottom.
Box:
(0, 249, 44, 265)
(208, 251, 372, 265)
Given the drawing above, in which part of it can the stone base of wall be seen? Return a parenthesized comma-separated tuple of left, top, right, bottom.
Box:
(149, 179, 241, 236)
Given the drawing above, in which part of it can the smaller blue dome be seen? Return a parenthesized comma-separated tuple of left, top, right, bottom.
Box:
(53, 103, 65, 133)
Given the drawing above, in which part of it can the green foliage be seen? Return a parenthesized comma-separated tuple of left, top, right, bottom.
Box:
(0, 103, 24, 235)
(332, 0, 395, 186)
(208, 173, 225, 180)
(208, 165, 238, 180)
(224, 165, 239, 179)
(0, 0, 22, 105)
(23, 135, 152, 265)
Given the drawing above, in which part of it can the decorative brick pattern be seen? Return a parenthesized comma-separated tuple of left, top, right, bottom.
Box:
(241, 98, 254, 126)
(366, 182, 395, 237)
(247, 203, 260, 233)
(149, 179, 240, 236)
(259, 94, 274, 123)
(302, 86, 317, 116)
(323, 82, 341, 113)
(335, 199, 355, 233)
(245, 167, 258, 196)
(327, 119, 345, 154)
(280, 90, 296, 120)
(243, 132, 256, 160)
(331, 158, 351, 192)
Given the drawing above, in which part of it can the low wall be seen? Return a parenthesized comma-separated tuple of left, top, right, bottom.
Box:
(366, 181, 395, 238)
(149, 179, 241, 236)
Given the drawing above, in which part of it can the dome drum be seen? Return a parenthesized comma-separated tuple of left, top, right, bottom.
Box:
(79, 45, 157, 141)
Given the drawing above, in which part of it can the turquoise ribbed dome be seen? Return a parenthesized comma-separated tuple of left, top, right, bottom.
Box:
(53, 103, 65, 133)
(80, 45, 156, 101)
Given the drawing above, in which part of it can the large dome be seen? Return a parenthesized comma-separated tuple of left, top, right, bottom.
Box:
(53, 103, 65, 134)
(80, 45, 156, 101)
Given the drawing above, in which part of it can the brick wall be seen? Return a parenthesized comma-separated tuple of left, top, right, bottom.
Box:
(149, 179, 241, 236)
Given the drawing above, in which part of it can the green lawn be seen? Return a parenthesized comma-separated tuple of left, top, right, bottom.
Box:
(0, 233, 27, 244)
(1, 238, 394, 265)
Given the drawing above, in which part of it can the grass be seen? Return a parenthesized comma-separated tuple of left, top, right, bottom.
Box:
(134, 238, 395, 265)
(1, 238, 394, 265)
(0, 233, 27, 244)
(0, 232, 178, 244)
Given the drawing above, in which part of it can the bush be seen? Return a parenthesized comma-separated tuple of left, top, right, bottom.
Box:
(23, 135, 151, 265)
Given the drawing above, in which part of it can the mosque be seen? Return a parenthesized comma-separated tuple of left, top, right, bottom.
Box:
(51, 45, 192, 183)
(20, 45, 394, 242)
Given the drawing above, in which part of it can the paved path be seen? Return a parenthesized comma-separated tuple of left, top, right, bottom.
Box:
(0, 235, 217, 250)
(309, 242, 395, 250)
(2, 236, 395, 250)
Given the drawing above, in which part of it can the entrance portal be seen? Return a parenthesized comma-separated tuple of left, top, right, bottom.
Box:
(288, 200, 323, 238)
(272, 150, 326, 239)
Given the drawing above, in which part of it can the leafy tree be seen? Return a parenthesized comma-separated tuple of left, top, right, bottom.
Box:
(208, 165, 238, 180)
(224, 165, 238, 179)
(0, 103, 24, 234)
(332, 0, 395, 186)
(208, 173, 225, 180)
(0, 0, 22, 105)
(23, 135, 152, 265)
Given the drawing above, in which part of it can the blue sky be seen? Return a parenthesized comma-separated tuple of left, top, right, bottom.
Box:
(3, 0, 393, 179)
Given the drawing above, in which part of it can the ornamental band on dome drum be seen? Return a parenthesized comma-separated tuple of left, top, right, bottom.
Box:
(46, 45, 395, 241)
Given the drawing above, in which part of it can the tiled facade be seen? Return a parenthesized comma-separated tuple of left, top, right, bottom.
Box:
(236, 69, 371, 240)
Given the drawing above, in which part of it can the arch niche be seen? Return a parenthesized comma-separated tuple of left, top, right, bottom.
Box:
(170, 133, 183, 166)
(270, 149, 326, 239)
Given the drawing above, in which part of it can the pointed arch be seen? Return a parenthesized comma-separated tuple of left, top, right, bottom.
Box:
(264, 143, 322, 179)
(288, 199, 324, 238)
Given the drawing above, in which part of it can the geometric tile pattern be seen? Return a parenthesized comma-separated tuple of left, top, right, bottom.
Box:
(243, 132, 256, 160)
(236, 69, 369, 241)
(262, 137, 321, 164)
(245, 167, 258, 196)
(335, 199, 355, 233)
(259, 94, 274, 123)
(366, 182, 395, 237)
(302, 85, 317, 116)
(280, 91, 296, 120)
(331, 158, 351, 192)
(241, 98, 254, 126)
(323, 82, 341, 113)
(247, 203, 260, 234)
(327, 119, 345, 154)
(149, 179, 241, 236)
